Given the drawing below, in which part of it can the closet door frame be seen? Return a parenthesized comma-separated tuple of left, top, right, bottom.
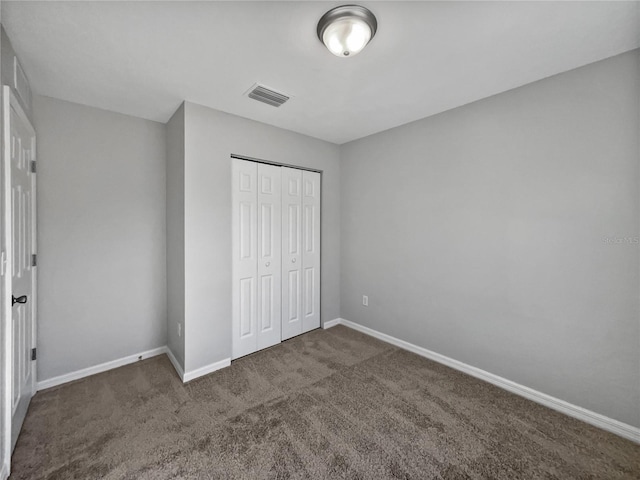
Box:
(231, 154, 322, 352)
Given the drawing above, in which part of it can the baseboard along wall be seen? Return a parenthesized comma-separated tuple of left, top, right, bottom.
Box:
(183, 358, 231, 382)
(37, 346, 231, 391)
(165, 348, 185, 381)
(36, 346, 168, 391)
(165, 348, 230, 382)
(324, 318, 640, 444)
(322, 318, 341, 329)
(1, 460, 9, 480)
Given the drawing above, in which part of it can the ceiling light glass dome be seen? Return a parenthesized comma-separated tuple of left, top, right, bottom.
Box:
(317, 5, 378, 58)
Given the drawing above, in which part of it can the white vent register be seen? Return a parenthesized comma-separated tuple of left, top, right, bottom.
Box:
(246, 84, 290, 107)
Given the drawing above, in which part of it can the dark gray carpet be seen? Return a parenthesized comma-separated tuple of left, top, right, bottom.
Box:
(10, 325, 640, 479)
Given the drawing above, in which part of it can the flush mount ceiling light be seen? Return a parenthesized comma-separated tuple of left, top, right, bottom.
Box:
(317, 5, 378, 58)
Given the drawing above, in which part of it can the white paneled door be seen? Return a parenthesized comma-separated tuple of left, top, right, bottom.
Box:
(256, 163, 282, 351)
(232, 159, 320, 358)
(2, 87, 37, 452)
(281, 167, 302, 341)
(281, 167, 321, 340)
(232, 159, 283, 359)
(232, 159, 258, 359)
(301, 171, 320, 334)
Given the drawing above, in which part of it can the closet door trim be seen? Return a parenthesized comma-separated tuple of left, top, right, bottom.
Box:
(231, 154, 322, 174)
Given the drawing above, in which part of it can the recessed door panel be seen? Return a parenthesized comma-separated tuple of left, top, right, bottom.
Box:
(304, 205, 314, 253)
(260, 275, 273, 331)
(288, 269, 300, 321)
(304, 267, 315, 317)
(239, 202, 255, 260)
(304, 177, 314, 197)
(239, 172, 252, 192)
(261, 204, 272, 258)
(288, 204, 300, 255)
(239, 277, 255, 338)
(261, 175, 273, 195)
(288, 177, 300, 196)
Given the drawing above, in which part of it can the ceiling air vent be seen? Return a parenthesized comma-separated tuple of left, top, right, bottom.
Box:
(246, 84, 290, 107)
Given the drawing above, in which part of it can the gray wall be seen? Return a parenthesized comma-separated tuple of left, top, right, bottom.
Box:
(32, 95, 167, 381)
(181, 102, 341, 373)
(340, 50, 640, 427)
(166, 104, 185, 368)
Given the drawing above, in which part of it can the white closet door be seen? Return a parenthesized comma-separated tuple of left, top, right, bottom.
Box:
(232, 159, 258, 359)
(302, 170, 321, 332)
(281, 167, 303, 340)
(256, 163, 282, 350)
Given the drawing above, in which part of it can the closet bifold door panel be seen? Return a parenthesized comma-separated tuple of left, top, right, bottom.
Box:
(232, 159, 282, 359)
(281, 167, 303, 341)
(301, 170, 320, 333)
(232, 159, 257, 359)
(256, 163, 282, 350)
(282, 167, 321, 340)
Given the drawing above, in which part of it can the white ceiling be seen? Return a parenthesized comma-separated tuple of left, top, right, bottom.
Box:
(3, 1, 639, 144)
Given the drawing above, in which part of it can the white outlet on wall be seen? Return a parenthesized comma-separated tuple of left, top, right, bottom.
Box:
(178, 323, 182, 337)
(362, 295, 369, 306)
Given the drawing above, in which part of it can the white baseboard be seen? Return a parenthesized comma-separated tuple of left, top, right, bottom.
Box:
(183, 358, 231, 383)
(166, 348, 229, 383)
(336, 318, 640, 444)
(322, 318, 341, 329)
(36, 346, 168, 391)
(35, 344, 231, 390)
(165, 348, 185, 382)
(1, 461, 9, 480)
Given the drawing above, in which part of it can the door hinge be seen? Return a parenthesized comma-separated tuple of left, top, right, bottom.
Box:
(31, 254, 37, 267)
(31, 348, 37, 361)
(31, 161, 36, 173)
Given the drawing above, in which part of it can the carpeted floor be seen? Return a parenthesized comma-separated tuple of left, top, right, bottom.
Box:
(10, 325, 640, 479)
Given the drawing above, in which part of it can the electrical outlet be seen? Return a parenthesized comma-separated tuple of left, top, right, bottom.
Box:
(362, 295, 369, 306)
(178, 323, 182, 337)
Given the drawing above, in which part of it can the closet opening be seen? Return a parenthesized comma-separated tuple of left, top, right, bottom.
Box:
(231, 155, 322, 360)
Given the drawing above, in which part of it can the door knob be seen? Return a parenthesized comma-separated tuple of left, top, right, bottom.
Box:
(292, 258, 296, 263)
(12, 295, 27, 306)
(265, 262, 270, 267)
